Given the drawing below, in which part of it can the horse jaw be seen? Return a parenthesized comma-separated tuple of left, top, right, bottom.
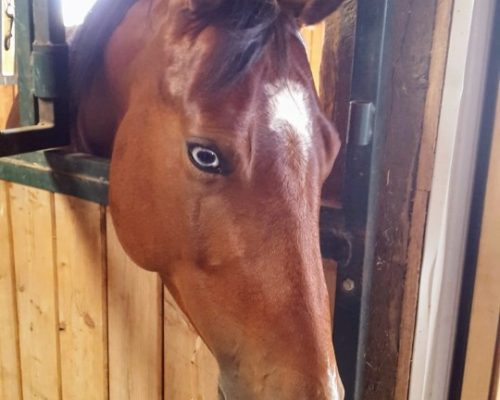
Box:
(216, 362, 344, 400)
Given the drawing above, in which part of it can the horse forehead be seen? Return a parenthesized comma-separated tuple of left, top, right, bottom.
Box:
(264, 80, 314, 154)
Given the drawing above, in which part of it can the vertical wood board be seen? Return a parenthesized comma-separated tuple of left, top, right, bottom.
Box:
(460, 87, 500, 400)
(55, 194, 108, 400)
(0, 85, 15, 128)
(0, 181, 22, 400)
(394, 1, 455, 397)
(9, 183, 62, 400)
(362, 0, 450, 397)
(164, 289, 219, 400)
(106, 211, 163, 400)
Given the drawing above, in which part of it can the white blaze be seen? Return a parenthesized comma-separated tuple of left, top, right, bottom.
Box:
(265, 80, 313, 158)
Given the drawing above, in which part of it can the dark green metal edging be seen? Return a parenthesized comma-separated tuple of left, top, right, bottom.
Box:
(330, 0, 395, 398)
(0, 150, 109, 204)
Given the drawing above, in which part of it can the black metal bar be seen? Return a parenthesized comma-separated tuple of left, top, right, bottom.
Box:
(331, 0, 394, 398)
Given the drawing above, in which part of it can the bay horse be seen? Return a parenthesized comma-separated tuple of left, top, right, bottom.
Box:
(70, 0, 345, 398)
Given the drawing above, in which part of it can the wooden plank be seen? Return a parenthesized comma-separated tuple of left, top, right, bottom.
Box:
(0, 85, 16, 129)
(360, 0, 451, 397)
(489, 325, 500, 400)
(106, 211, 163, 400)
(164, 288, 219, 400)
(460, 87, 500, 400)
(415, 0, 455, 192)
(310, 22, 325, 91)
(301, 23, 325, 91)
(394, 0, 454, 397)
(0, 181, 22, 400)
(9, 183, 62, 400)
(55, 194, 108, 400)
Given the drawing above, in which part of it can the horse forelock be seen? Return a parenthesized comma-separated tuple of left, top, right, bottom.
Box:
(185, 0, 294, 91)
(70, 0, 297, 101)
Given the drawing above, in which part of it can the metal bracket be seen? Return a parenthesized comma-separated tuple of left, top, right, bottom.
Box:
(347, 101, 375, 147)
(33, 43, 68, 99)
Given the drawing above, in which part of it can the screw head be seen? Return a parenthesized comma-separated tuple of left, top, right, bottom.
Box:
(342, 279, 355, 292)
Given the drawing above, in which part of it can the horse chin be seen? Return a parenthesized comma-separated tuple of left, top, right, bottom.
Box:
(217, 364, 345, 400)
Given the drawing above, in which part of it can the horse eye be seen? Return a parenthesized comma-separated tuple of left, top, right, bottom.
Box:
(187, 144, 222, 174)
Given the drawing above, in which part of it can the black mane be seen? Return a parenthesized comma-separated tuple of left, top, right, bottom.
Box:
(70, 0, 291, 102)
(188, 0, 291, 90)
(70, 0, 137, 103)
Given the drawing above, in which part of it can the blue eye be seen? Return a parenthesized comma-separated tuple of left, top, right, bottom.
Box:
(187, 143, 223, 174)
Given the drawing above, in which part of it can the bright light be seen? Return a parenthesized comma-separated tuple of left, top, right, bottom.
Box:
(62, 0, 97, 27)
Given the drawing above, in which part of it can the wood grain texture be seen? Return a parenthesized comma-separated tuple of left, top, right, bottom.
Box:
(55, 195, 108, 400)
(361, 0, 451, 398)
(106, 211, 163, 400)
(164, 289, 219, 400)
(0, 181, 22, 400)
(300, 23, 325, 90)
(0, 85, 15, 128)
(460, 87, 500, 400)
(9, 183, 62, 400)
(491, 328, 500, 400)
(394, 0, 454, 398)
(415, 0, 455, 193)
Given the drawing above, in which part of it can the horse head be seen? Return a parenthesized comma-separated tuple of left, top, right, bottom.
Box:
(74, 0, 344, 398)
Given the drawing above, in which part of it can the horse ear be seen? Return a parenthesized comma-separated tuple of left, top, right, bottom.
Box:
(280, 0, 344, 25)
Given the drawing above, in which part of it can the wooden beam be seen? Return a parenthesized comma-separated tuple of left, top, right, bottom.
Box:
(0, 181, 22, 400)
(164, 288, 219, 400)
(55, 195, 108, 400)
(460, 86, 500, 400)
(360, 0, 453, 397)
(394, 0, 454, 398)
(9, 183, 62, 400)
(107, 211, 163, 400)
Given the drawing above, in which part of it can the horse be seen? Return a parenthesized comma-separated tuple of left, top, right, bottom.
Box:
(70, 0, 345, 398)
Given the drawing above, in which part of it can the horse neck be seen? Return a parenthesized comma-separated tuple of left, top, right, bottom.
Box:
(70, 0, 156, 156)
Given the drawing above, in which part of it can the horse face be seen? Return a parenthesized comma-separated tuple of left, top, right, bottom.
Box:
(106, 0, 343, 398)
